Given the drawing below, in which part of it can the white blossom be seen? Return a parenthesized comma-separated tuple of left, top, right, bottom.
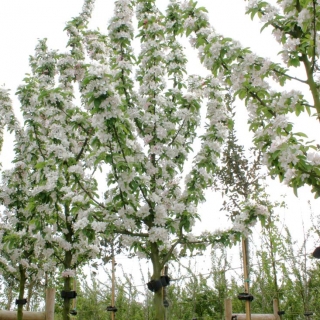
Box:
(269, 136, 288, 153)
(149, 227, 169, 243)
(297, 8, 311, 28)
(307, 152, 320, 165)
(61, 269, 76, 278)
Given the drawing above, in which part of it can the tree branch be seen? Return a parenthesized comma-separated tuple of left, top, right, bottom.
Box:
(75, 137, 88, 162)
(107, 140, 128, 210)
(111, 124, 152, 210)
(116, 229, 148, 237)
(311, 0, 317, 74)
(32, 124, 47, 160)
(272, 68, 308, 84)
(73, 174, 107, 210)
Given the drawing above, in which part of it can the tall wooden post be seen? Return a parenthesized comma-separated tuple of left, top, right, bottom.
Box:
(72, 269, 77, 312)
(273, 299, 280, 320)
(225, 298, 232, 320)
(111, 244, 116, 320)
(163, 265, 169, 320)
(242, 237, 251, 320)
(45, 288, 55, 320)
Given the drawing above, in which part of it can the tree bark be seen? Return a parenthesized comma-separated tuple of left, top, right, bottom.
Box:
(150, 243, 164, 320)
(62, 248, 73, 320)
(300, 55, 320, 118)
(154, 289, 164, 320)
(17, 264, 26, 320)
(62, 203, 74, 320)
(62, 276, 72, 320)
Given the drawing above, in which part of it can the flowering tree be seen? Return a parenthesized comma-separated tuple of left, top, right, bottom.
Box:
(179, 0, 320, 197)
(81, 0, 238, 317)
(3, 0, 315, 319)
(0, 89, 49, 320)
(0, 2, 103, 319)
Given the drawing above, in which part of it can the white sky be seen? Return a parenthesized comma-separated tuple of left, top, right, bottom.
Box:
(1, 0, 319, 284)
(0, 0, 281, 89)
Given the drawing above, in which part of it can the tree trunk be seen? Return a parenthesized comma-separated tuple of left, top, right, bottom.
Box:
(62, 275, 72, 320)
(62, 247, 73, 320)
(154, 289, 164, 320)
(150, 243, 164, 320)
(62, 203, 74, 320)
(242, 237, 251, 320)
(17, 264, 26, 320)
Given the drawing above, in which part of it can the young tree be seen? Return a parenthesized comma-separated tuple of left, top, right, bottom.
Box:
(81, 1, 234, 317)
(0, 2, 103, 319)
(83, 1, 269, 317)
(0, 89, 50, 320)
(250, 213, 287, 314)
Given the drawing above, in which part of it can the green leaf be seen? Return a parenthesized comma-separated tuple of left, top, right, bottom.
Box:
(237, 89, 247, 100)
(35, 162, 47, 169)
(94, 98, 102, 109)
(288, 57, 300, 67)
(294, 132, 308, 138)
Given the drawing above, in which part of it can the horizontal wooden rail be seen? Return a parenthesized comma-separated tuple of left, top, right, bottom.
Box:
(225, 298, 280, 320)
(232, 314, 275, 320)
(0, 311, 45, 320)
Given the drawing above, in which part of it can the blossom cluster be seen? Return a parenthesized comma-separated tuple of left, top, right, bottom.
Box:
(180, 0, 320, 198)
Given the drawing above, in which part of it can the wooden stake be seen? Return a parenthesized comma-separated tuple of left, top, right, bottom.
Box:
(72, 269, 77, 311)
(242, 237, 251, 320)
(225, 298, 232, 320)
(273, 299, 280, 320)
(45, 288, 55, 320)
(163, 265, 168, 320)
(111, 244, 116, 320)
